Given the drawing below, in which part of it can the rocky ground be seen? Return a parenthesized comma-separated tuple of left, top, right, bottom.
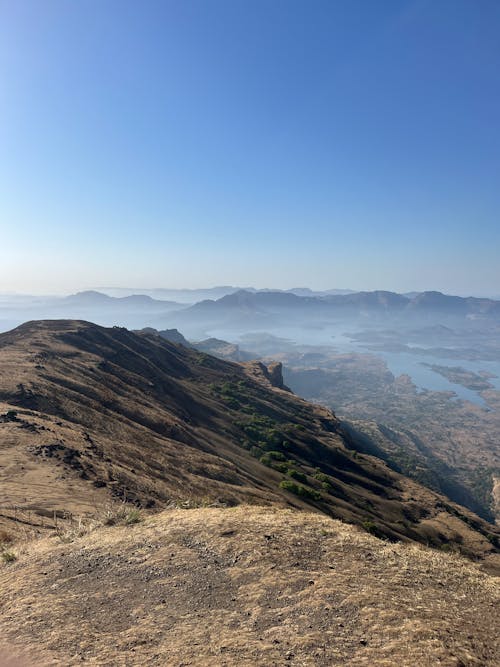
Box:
(1, 506, 499, 666)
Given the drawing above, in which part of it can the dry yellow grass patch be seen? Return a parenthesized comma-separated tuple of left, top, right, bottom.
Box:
(0, 506, 498, 666)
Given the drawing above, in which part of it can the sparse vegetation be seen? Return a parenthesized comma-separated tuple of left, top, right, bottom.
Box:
(1, 550, 17, 564)
(287, 350, 500, 523)
(54, 504, 143, 543)
(100, 504, 142, 527)
(286, 468, 307, 483)
(361, 520, 388, 539)
(0, 319, 498, 578)
(279, 479, 322, 501)
(55, 517, 96, 543)
(124, 508, 142, 525)
(0, 409, 19, 422)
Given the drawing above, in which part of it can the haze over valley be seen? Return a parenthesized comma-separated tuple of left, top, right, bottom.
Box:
(2, 285, 500, 528)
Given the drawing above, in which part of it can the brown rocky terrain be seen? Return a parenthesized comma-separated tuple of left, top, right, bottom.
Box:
(1, 320, 499, 665)
(0, 506, 499, 666)
(0, 320, 498, 568)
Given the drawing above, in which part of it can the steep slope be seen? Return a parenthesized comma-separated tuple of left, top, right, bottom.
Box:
(1, 507, 499, 667)
(0, 320, 498, 568)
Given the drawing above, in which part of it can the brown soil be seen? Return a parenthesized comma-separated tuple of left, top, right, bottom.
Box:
(0, 506, 498, 666)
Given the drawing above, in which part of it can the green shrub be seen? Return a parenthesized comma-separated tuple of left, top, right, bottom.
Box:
(267, 450, 286, 461)
(279, 480, 321, 501)
(361, 520, 386, 539)
(300, 486, 322, 501)
(124, 509, 142, 525)
(195, 352, 210, 365)
(1, 550, 17, 564)
(260, 455, 289, 473)
(286, 468, 307, 484)
(279, 479, 300, 494)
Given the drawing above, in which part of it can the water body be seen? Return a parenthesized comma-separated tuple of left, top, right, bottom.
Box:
(329, 332, 499, 407)
(373, 351, 490, 407)
(209, 325, 500, 409)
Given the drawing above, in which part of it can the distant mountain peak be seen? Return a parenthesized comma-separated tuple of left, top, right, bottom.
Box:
(68, 290, 111, 301)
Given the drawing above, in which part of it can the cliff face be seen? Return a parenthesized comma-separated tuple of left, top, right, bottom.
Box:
(243, 360, 290, 391)
(266, 361, 290, 390)
(0, 320, 498, 567)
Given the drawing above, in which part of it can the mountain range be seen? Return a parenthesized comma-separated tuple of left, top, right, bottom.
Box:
(64, 290, 180, 308)
(94, 286, 358, 302)
(160, 289, 500, 338)
(185, 288, 500, 316)
(2, 288, 500, 337)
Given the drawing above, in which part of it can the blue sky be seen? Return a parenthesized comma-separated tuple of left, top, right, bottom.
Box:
(1, 0, 499, 295)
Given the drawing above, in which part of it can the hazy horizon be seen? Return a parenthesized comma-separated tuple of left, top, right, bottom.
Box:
(1, 284, 500, 300)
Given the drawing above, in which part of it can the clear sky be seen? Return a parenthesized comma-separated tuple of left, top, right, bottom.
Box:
(1, 0, 499, 295)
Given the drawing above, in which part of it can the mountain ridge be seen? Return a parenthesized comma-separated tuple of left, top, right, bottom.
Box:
(185, 288, 500, 313)
(0, 319, 498, 570)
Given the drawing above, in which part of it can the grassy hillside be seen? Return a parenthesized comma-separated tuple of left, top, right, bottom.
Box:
(0, 320, 498, 568)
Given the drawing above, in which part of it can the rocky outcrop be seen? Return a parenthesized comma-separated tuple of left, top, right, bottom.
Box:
(266, 361, 290, 391)
(157, 328, 193, 347)
(242, 361, 291, 391)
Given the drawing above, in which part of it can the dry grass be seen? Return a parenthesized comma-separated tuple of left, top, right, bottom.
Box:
(0, 320, 498, 568)
(0, 506, 498, 666)
(0, 529, 13, 545)
(49, 502, 143, 544)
